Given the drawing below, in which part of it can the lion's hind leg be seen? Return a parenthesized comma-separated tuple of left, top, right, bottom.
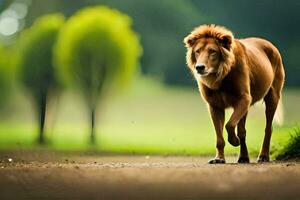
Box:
(258, 87, 280, 162)
(258, 63, 284, 163)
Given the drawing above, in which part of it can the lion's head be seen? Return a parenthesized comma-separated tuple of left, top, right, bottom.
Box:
(184, 24, 235, 89)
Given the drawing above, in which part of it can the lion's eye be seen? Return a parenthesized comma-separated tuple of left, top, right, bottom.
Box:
(209, 49, 217, 54)
(195, 49, 201, 54)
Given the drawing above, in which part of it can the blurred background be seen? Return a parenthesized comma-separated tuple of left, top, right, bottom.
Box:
(0, 0, 299, 156)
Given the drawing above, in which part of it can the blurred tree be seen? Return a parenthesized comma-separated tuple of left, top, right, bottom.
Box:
(0, 45, 14, 106)
(91, 0, 202, 85)
(16, 14, 64, 144)
(25, 0, 202, 85)
(54, 6, 141, 144)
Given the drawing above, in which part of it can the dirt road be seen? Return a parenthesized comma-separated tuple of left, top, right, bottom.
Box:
(0, 150, 299, 200)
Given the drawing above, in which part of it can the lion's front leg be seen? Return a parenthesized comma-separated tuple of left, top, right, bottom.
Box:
(208, 106, 226, 164)
(226, 95, 251, 147)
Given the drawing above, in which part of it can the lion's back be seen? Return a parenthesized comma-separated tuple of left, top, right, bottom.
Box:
(240, 37, 283, 69)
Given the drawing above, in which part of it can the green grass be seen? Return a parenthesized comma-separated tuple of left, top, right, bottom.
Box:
(276, 127, 300, 160)
(0, 77, 298, 157)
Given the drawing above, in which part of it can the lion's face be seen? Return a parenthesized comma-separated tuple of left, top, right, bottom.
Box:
(192, 38, 221, 78)
(184, 25, 235, 89)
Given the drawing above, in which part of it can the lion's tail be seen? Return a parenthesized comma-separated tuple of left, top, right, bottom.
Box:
(274, 98, 284, 126)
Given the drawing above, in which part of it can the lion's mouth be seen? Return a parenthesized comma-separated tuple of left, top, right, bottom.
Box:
(198, 71, 217, 77)
(199, 73, 209, 77)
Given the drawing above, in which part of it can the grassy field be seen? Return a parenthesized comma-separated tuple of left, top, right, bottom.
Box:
(0, 77, 299, 157)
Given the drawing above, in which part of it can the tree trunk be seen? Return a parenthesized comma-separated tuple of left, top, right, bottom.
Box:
(90, 107, 96, 145)
(38, 94, 47, 144)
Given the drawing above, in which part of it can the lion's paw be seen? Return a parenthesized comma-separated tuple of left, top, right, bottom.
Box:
(208, 158, 226, 164)
(237, 156, 250, 163)
(228, 135, 240, 147)
(257, 155, 269, 163)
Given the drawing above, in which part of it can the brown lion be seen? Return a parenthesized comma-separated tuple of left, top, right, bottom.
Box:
(183, 24, 285, 163)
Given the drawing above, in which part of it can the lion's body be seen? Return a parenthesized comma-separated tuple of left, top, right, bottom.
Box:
(200, 37, 284, 109)
(184, 25, 285, 163)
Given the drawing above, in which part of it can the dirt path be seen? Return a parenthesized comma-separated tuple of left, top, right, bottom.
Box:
(0, 150, 299, 200)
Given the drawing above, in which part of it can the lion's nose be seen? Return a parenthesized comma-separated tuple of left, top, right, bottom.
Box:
(196, 64, 205, 74)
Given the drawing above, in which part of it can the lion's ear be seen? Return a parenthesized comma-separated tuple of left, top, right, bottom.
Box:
(184, 35, 197, 48)
(218, 35, 233, 50)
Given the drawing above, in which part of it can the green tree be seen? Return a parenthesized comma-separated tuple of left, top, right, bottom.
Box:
(17, 14, 65, 144)
(25, 0, 202, 85)
(54, 6, 141, 144)
(0, 45, 14, 106)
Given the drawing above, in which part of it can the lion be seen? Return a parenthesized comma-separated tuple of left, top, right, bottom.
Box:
(183, 24, 285, 163)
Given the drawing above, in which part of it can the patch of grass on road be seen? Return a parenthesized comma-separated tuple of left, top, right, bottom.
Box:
(276, 127, 300, 160)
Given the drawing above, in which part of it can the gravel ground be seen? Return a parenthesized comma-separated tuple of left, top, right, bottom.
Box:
(0, 150, 299, 200)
